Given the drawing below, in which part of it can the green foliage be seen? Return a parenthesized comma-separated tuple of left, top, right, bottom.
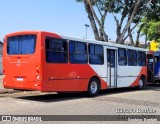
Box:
(141, 20, 160, 42)
(140, 1, 160, 42)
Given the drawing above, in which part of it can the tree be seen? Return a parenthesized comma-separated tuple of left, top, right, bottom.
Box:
(76, 0, 158, 45)
(136, 1, 160, 46)
(141, 20, 160, 42)
(77, 0, 113, 41)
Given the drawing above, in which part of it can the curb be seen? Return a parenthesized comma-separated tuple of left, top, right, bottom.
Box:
(0, 89, 22, 94)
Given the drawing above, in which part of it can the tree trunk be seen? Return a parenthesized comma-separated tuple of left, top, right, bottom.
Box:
(83, 0, 100, 40)
(116, 0, 142, 44)
(135, 24, 144, 47)
(99, 13, 108, 42)
(86, 0, 108, 42)
(128, 27, 134, 46)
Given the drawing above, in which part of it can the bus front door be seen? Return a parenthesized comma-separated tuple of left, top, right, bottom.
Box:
(107, 49, 117, 87)
(147, 53, 155, 84)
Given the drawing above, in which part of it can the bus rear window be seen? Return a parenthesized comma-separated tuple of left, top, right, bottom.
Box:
(7, 35, 36, 55)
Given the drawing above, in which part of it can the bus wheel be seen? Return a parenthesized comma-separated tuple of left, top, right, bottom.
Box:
(87, 78, 100, 97)
(137, 77, 144, 90)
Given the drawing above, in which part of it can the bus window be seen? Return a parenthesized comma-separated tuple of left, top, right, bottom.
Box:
(138, 51, 146, 66)
(89, 44, 104, 65)
(128, 50, 137, 66)
(7, 35, 36, 55)
(69, 41, 87, 64)
(46, 38, 68, 63)
(118, 48, 127, 66)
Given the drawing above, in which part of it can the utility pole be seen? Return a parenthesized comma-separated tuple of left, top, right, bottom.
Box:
(85, 24, 89, 39)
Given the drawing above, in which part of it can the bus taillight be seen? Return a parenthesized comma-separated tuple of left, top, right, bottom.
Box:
(37, 65, 40, 73)
(36, 65, 40, 79)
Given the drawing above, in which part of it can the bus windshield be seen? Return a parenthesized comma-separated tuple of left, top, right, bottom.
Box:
(7, 35, 36, 55)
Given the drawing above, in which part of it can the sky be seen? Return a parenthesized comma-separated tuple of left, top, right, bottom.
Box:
(0, 0, 144, 42)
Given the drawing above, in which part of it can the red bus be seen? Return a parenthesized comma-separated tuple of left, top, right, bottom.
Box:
(3, 31, 147, 96)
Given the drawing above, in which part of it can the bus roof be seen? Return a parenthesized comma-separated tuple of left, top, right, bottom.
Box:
(5, 30, 41, 37)
(60, 34, 148, 52)
(5, 30, 148, 52)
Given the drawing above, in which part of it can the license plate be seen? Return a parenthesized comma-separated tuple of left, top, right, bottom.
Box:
(17, 78, 23, 81)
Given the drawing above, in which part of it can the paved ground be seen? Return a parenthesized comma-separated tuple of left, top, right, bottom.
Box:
(0, 85, 160, 123)
(0, 76, 160, 123)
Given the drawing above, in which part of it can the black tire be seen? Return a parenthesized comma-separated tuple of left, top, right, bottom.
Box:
(87, 78, 100, 97)
(137, 77, 145, 90)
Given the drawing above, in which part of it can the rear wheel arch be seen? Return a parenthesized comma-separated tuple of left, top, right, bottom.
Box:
(87, 76, 101, 97)
(140, 74, 146, 83)
(138, 75, 146, 90)
(90, 76, 101, 89)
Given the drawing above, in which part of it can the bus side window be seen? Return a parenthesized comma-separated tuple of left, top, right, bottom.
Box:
(138, 51, 146, 66)
(46, 38, 68, 63)
(69, 41, 88, 64)
(89, 44, 104, 65)
(128, 50, 137, 66)
(118, 48, 127, 66)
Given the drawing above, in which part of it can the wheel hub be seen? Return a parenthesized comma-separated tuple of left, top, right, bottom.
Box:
(90, 81, 97, 94)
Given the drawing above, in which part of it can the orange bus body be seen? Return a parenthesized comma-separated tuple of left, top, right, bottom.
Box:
(3, 31, 147, 95)
(3, 31, 107, 92)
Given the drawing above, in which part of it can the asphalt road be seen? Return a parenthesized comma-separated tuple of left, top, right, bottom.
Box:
(0, 85, 160, 124)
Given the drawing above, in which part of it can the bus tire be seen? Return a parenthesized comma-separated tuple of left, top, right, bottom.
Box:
(87, 78, 100, 97)
(137, 77, 145, 90)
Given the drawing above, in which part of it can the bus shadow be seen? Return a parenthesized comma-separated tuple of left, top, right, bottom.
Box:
(99, 87, 143, 96)
(16, 92, 87, 103)
(145, 83, 160, 91)
(16, 85, 160, 103)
